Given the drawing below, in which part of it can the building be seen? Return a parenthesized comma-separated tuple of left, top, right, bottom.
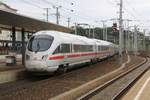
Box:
(0, 1, 17, 13)
(0, 2, 19, 41)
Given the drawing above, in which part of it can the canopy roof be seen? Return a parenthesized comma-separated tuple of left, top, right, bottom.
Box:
(0, 10, 72, 33)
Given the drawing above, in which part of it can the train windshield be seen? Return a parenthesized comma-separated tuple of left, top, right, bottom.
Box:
(28, 35, 54, 52)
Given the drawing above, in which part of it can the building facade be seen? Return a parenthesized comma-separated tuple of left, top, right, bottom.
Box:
(0, 1, 17, 13)
(0, 2, 19, 41)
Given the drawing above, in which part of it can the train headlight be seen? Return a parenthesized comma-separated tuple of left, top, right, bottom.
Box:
(42, 55, 48, 60)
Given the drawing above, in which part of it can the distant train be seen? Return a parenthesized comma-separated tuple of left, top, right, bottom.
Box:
(25, 31, 118, 73)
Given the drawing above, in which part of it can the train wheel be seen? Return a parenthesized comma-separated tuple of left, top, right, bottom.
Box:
(96, 58, 100, 62)
(90, 59, 94, 64)
(57, 65, 68, 74)
(91, 59, 97, 64)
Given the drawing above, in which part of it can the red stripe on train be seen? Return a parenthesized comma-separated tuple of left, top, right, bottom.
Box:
(48, 52, 111, 60)
(67, 54, 80, 58)
(49, 56, 64, 60)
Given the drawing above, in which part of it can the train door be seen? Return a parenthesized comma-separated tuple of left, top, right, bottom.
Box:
(69, 44, 81, 64)
(60, 43, 71, 65)
(95, 43, 98, 59)
(67, 43, 74, 64)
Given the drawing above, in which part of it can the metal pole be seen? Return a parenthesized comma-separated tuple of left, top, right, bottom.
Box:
(12, 27, 16, 51)
(119, 0, 123, 57)
(143, 29, 146, 51)
(92, 25, 95, 38)
(127, 21, 130, 51)
(106, 26, 108, 41)
(89, 25, 91, 38)
(56, 7, 59, 24)
(67, 17, 71, 28)
(134, 26, 138, 55)
(125, 19, 131, 50)
(102, 21, 105, 40)
(75, 23, 77, 35)
(44, 8, 50, 22)
(21, 28, 25, 65)
(123, 23, 126, 49)
(53, 6, 61, 24)
(46, 8, 49, 22)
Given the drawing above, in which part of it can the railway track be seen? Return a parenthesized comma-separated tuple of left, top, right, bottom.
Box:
(78, 57, 149, 100)
(0, 54, 145, 100)
(0, 54, 128, 100)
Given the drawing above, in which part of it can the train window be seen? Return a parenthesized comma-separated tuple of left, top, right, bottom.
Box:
(61, 44, 70, 53)
(80, 45, 83, 52)
(87, 45, 93, 52)
(101, 46, 106, 51)
(53, 44, 70, 54)
(98, 46, 101, 51)
(73, 44, 93, 52)
(53, 45, 61, 54)
(73, 45, 80, 52)
(28, 35, 54, 52)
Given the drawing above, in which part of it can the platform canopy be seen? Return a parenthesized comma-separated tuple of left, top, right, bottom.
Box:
(0, 10, 72, 33)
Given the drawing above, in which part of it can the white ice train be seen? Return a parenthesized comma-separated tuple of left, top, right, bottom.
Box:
(25, 31, 118, 73)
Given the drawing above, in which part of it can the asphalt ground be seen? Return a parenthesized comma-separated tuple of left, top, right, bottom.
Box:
(0, 54, 142, 100)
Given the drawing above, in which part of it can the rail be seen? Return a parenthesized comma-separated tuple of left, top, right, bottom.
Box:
(112, 57, 149, 100)
(78, 57, 148, 100)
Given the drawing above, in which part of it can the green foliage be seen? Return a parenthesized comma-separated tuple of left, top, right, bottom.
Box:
(71, 26, 119, 44)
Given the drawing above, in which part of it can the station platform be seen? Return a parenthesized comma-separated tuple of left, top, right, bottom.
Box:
(0, 63, 24, 71)
(0, 54, 23, 71)
(122, 68, 150, 100)
(0, 55, 25, 84)
(0, 54, 22, 63)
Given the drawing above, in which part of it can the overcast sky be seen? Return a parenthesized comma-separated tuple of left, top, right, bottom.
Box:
(1, 0, 150, 35)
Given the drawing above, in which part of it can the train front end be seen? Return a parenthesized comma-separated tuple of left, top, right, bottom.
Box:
(25, 33, 57, 73)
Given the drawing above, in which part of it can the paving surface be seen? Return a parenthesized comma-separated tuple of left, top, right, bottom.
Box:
(0, 55, 126, 100)
(88, 57, 148, 100)
(0, 54, 23, 72)
(0, 61, 24, 72)
(122, 67, 150, 100)
(0, 54, 143, 100)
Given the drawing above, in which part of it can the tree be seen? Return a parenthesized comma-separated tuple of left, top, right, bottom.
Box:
(71, 26, 119, 44)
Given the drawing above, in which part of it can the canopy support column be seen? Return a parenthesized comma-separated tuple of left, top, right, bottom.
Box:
(21, 28, 25, 65)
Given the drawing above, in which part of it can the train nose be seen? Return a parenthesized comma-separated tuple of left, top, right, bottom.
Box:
(41, 55, 48, 60)
(26, 54, 48, 61)
(25, 54, 49, 71)
(25, 60, 48, 71)
(26, 54, 30, 60)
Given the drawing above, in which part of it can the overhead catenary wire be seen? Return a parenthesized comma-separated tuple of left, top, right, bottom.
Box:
(20, 0, 95, 26)
(106, 0, 118, 7)
(21, 0, 43, 9)
(124, 0, 143, 18)
(4, 0, 147, 29)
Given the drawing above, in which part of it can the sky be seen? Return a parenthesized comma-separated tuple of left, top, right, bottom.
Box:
(1, 0, 150, 35)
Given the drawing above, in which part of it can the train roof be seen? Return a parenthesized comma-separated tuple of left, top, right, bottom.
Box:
(35, 30, 116, 46)
(35, 31, 94, 45)
(92, 39, 110, 46)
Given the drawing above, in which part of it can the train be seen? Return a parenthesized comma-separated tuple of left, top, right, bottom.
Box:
(25, 30, 118, 73)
